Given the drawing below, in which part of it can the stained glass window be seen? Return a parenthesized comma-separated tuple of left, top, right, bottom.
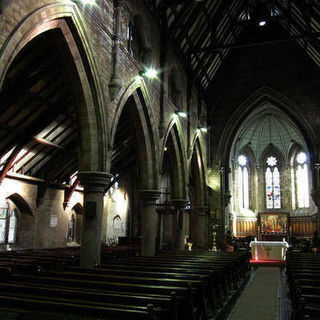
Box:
(265, 156, 281, 209)
(238, 155, 249, 209)
(0, 204, 18, 245)
(67, 215, 75, 242)
(8, 210, 17, 244)
(296, 152, 309, 208)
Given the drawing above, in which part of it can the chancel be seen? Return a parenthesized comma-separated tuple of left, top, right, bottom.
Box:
(0, 0, 320, 319)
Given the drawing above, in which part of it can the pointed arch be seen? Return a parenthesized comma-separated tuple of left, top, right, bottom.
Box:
(0, 3, 107, 172)
(189, 136, 207, 206)
(218, 86, 317, 167)
(110, 80, 160, 190)
(71, 202, 84, 215)
(162, 120, 188, 199)
(6, 193, 32, 216)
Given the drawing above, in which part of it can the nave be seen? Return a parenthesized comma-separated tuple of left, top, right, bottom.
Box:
(0, 247, 250, 320)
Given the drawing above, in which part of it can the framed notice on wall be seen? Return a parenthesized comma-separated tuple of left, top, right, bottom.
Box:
(49, 215, 58, 228)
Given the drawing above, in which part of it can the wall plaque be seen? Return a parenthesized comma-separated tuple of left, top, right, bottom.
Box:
(49, 215, 58, 228)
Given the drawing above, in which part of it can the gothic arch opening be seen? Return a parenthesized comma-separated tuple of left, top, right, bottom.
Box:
(189, 139, 208, 248)
(108, 90, 159, 251)
(229, 103, 317, 239)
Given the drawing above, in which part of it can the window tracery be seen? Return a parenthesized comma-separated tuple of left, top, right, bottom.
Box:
(295, 151, 309, 208)
(238, 155, 249, 209)
(265, 156, 281, 209)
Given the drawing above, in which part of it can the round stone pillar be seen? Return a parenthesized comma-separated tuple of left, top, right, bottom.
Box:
(138, 190, 161, 256)
(171, 199, 189, 250)
(193, 206, 209, 248)
(78, 171, 112, 268)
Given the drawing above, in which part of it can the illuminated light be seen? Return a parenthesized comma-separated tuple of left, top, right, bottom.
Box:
(140, 68, 158, 79)
(259, 20, 267, 27)
(200, 127, 208, 133)
(196, 128, 201, 134)
(145, 68, 158, 78)
(175, 110, 187, 118)
(81, 0, 96, 5)
(164, 147, 168, 152)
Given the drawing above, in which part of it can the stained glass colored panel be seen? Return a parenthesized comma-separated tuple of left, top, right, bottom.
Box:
(0, 220, 6, 243)
(8, 212, 17, 244)
(297, 163, 309, 208)
(0, 208, 7, 219)
(238, 167, 243, 209)
(266, 167, 273, 208)
(243, 167, 249, 209)
(273, 167, 281, 208)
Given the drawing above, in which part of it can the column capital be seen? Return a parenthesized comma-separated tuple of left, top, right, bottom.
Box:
(138, 190, 161, 204)
(315, 163, 320, 171)
(78, 171, 112, 193)
(171, 199, 189, 209)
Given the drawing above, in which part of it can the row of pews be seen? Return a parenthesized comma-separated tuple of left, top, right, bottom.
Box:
(0, 247, 250, 319)
(286, 252, 320, 319)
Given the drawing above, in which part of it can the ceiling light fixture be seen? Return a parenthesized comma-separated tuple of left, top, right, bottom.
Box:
(259, 20, 267, 27)
(139, 67, 158, 79)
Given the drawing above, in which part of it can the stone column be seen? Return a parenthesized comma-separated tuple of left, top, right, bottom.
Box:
(172, 199, 189, 250)
(109, 0, 123, 100)
(193, 206, 209, 248)
(138, 190, 161, 256)
(78, 171, 111, 268)
(314, 163, 320, 234)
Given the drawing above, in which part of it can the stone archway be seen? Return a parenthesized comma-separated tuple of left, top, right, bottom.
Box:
(160, 120, 188, 250)
(0, 4, 107, 171)
(110, 85, 160, 255)
(189, 137, 208, 248)
(0, 4, 108, 267)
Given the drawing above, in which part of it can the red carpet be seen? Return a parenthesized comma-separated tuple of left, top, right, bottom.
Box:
(250, 259, 286, 267)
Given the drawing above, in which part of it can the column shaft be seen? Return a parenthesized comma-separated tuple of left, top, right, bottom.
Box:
(78, 171, 111, 268)
(139, 190, 161, 256)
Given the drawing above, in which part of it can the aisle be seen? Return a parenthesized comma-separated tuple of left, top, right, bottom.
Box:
(227, 267, 279, 320)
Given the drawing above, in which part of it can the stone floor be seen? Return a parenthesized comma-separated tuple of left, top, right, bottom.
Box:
(226, 267, 290, 320)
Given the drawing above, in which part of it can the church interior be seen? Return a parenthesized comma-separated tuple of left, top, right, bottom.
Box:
(0, 0, 320, 319)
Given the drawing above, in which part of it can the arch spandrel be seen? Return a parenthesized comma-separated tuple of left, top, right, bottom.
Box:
(0, 3, 107, 172)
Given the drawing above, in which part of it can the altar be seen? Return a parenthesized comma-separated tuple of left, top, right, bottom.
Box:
(250, 240, 289, 261)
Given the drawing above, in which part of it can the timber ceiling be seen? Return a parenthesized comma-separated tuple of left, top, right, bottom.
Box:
(0, 30, 79, 187)
(144, 0, 320, 90)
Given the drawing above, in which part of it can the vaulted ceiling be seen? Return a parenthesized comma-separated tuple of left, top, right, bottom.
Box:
(145, 0, 320, 90)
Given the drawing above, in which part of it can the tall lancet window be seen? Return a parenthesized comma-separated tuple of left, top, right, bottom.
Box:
(238, 155, 249, 209)
(265, 156, 281, 209)
(296, 152, 309, 208)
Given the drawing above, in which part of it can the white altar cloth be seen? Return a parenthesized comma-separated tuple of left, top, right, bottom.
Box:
(250, 241, 289, 261)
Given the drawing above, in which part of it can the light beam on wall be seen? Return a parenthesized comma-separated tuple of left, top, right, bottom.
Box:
(81, 0, 96, 5)
(175, 110, 187, 118)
